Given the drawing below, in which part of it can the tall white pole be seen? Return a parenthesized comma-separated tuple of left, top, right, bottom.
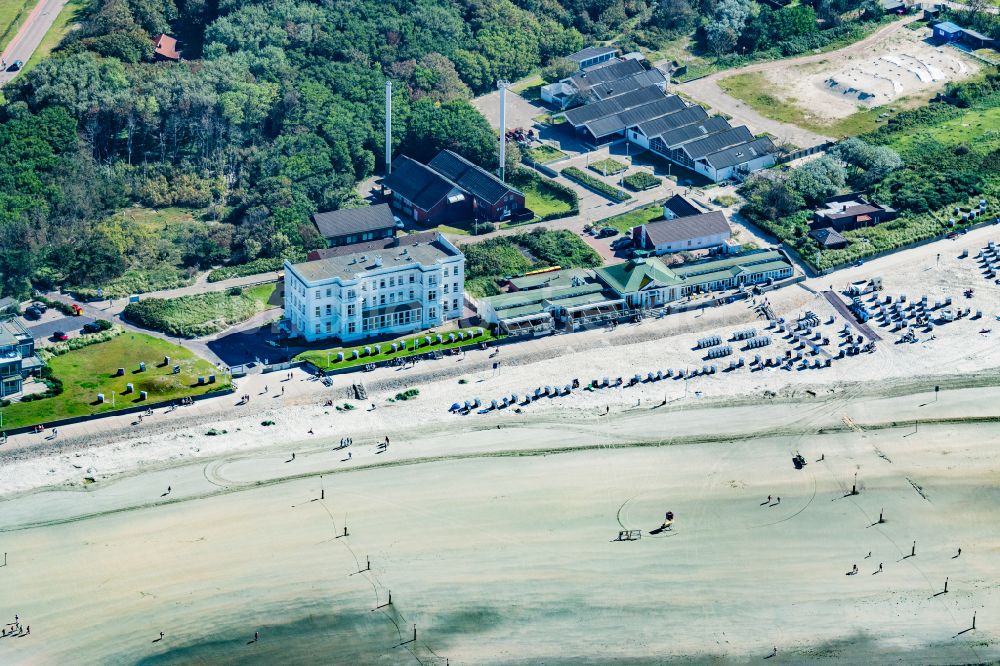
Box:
(385, 80, 392, 176)
(498, 81, 508, 182)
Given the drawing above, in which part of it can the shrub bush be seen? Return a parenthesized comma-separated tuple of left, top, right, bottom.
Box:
(623, 172, 662, 191)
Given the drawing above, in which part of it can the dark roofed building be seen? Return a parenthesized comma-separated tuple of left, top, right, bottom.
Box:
(312, 203, 397, 247)
(428, 150, 522, 207)
(812, 193, 897, 231)
(587, 69, 667, 102)
(383, 151, 524, 226)
(382, 155, 471, 226)
(634, 211, 732, 255)
(663, 194, 703, 219)
(657, 116, 733, 150)
(810, 227, 849, 250)
(567, 46, 618, 70)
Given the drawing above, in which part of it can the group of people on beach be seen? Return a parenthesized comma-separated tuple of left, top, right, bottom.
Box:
(3, 614, 28, 638)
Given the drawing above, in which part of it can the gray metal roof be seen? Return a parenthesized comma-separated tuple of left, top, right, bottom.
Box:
(663, 194, 703, 218)
(658, 116, 732, 148)
(308, 231, 439, 261)
(586, 95, 686, 139)
(641, 211, 731, 247)
(562, 86, 664, 127)
(702, 136, 776, 170)
(289, 233, 461, 283)
(634, 106, 708, 138)
(588, 69, 666, 101)
(383, 156, 462, 211)
(312, 203, 396, 239)
(568, 46, 617, 63)
(569, 59, 645, 90)
(681, 126, 755, 160)
(428, 150, 521, 205)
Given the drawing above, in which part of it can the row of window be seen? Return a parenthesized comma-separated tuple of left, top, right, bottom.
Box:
(361, 307, 421, 332)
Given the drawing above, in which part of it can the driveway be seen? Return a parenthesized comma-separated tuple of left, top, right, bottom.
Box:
(0, 0, 68, 86)
(673, 16, 920, 148)
(28, 315, 95, 342)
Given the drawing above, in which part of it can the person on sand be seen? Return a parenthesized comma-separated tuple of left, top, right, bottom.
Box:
(167, 486, 171, 494)
(776, 497, 780, 505)
(852, 564, 858, 574)
(957, 547, 962, 557)
(878, 562, 883, 573)
(254, 631, 259, 642)
(160, 631, 164, 640)
(767, 495, 772, 504)
(865, 551, 871, 559)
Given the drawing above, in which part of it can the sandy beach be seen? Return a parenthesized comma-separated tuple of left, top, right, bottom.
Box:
(1, 225, 1000, 663)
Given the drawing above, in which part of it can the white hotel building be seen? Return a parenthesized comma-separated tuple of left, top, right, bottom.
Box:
(283, 232, 466, 343)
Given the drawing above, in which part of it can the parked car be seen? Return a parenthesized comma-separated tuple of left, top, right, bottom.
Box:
(82, 321, 104, 334)
(52, 331, 69, 341)
(24, 306, 43, 320)
(8, 60, 23, 72)
(853, 259, 865, 267)
(611, 237, 632, 249)
(598, 227, 619, 238)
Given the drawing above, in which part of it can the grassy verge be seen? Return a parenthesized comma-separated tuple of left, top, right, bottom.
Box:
(532, 112, 566, 125)
(208, 255, 298, 282)
(123, 283, 279, 338)
(524, 144, 567, 163)
(718, 71, 903, 139)
(0, 0, 35, 52)
(19, 0, 85, 75)
(1, 333, 225, 429)
(296, 326, 500, 371)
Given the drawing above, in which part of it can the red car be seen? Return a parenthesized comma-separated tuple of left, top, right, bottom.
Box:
(52, 331, 69, 341)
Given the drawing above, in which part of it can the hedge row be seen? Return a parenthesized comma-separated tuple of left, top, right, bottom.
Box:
(561, 167, 632, 203)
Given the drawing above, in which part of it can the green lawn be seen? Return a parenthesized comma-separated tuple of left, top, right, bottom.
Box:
(718, 72, 901, 139)
(123, 283, 280, 338)
(588, 158, 628, 176)
(508, 169, 576, 220)
(523, 144, 567, 164)
(598, 203, 665, 234)
(511, 74, 543, 102)
(1, 333, 225, 430)
(296, 326, 500, 371)
(0, 0, 35, 51)
(532, 112, 566, 125)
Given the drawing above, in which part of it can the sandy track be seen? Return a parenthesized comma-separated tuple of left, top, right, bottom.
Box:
(676, 16, 920, 146)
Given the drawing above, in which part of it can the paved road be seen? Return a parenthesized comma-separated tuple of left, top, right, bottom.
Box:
(0, 0, 68, 86)
(674, 15, 921, 148)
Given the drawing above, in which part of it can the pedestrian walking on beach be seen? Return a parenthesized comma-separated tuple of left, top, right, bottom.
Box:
(865, 551, 871, 559)
(281, 386, 285, 395)
(878, 562, 883, 573)
(254, 631, 259, 642)
(852, 564, 858, 574)
(776, 497, 780, 505)
(957, 547, 962, 557)
(771, 646, 777, 657)
(292, 452, 296, 460)
(160, 631, 164, 640)
(167, 485, 171, 494)
(265, 385, 268, 393)
(767, 495, 772, 503)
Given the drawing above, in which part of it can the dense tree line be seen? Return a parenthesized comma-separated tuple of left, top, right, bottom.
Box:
(0, 0, 606, 296)
(0, 0, 902, 296)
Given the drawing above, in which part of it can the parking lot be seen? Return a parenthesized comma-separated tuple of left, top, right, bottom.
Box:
(21, 304, 97, 345)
